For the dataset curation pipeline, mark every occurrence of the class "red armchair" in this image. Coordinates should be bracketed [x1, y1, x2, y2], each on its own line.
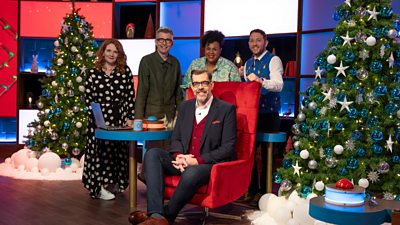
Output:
[164, 81, 261, 220]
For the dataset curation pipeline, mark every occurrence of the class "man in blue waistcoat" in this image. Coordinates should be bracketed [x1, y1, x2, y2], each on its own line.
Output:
[240, 29, 284, 206]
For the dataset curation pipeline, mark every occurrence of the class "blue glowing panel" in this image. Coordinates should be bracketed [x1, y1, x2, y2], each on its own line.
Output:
[393, 0, 400, 14]
[169, 39, 200, 77]
[302, 0, 342, 31]
[19, 38, 54, 72]
[280, 79, 295, 117]
[300, 32, 334, 75]
[160, 1, 201, 37]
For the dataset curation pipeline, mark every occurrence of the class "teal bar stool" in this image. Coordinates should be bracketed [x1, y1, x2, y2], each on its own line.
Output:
[256, 131, 286, 193]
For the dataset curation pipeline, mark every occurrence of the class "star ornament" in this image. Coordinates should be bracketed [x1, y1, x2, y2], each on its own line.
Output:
[386, 135, 394, 152]
[337, 96, 353, 112]
[341, 31, 354, 46]
[292, 160, 302, 176]
[334, 61, 349, 77]
[367, 6, 380, 21]
[389, 52, 394, 68]
[315, 67, 323, 80]
[344, 0, 351, 7]
[80, 65, 87, 74]
[322, 88, 332, 102]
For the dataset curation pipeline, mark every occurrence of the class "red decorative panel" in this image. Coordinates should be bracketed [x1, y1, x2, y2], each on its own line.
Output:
[20, 1, 112, 38]
[0, 0, 18, 117]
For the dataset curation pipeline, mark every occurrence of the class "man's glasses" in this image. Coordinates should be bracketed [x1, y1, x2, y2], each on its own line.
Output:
[156, 38, 173, 45]
[191, 81, 211, 88]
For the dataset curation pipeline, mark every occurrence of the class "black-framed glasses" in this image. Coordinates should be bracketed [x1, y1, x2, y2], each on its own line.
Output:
[191, 81, 211, 88]
[156, 38, 173, 44]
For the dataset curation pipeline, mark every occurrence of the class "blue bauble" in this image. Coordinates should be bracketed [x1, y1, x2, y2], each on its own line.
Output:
[313, 107, 321, 116]
[395, 128, 400, 141]
[385, 102, 399, 115]
[370, 61, 383, 73]
[300, 186, 313, 198]
[370, 130, 383, 141]
[339, 167, 348, 176]
[333, 11, 341, 21]
[57, 75, 65, 83]
[332, 77, 343, 85]
[348, 67, 357, 76]
[74, 16, 81, 22]
[302, 98, 310, 108]
[372, 144, 383, 154]
[312, 121, 320, 130]
[83, 107, 88, 113]
[352, 131, 362, 140]
[336, 93, 345, 101]
[392, 155, 400, 164]
[375, 85, 388, 96]
[71, 67, 78, 75]
[316, 135, 324, 142]
[42, 89, 49, 97]
[332, 35, 344, 45]
[347, 157, 359, 170]
[325, 63, 334, 72]
[63, 122, 70, 130]
[360, 108, 369, 118]
[91, 41, 99, 48]
[320, 120, 330, 131]
[64, 158, 72, 166]
[300, 123, 309, 134]
[316, 95, 325, 103]
[395, 195, 400, 201]
[390, 88, 400, 100]
[343, 50, 355, 63]
[273, 173, 283, 184]
[282, 159, 293, 169]
[394, 19, 400, 31]
[380, 6, 393, 18]
[366, 117, 378, 128]
[348, 108, 358, 119]
[324, 147, 333, 156]
[293, 149, 300, 155]
[335, 123, 344, 131]
[306, 87, 317, 96]
[356, 148, 366, 157]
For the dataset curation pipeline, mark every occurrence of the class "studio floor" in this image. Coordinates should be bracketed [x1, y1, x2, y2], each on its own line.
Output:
[0, 144, 253, 225]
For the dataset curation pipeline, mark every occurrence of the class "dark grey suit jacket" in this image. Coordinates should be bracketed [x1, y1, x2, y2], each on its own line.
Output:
[169, 97, 237, 164]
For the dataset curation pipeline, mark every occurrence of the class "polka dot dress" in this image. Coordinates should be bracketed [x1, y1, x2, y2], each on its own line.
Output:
[82, 66, 135, 198]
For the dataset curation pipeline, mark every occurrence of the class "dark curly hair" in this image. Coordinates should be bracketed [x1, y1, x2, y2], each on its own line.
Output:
[95, 39, 127, 74]
[201, 30, 225, 48]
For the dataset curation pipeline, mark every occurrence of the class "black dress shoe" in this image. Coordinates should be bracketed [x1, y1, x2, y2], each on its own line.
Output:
[129, 210, 148, 225]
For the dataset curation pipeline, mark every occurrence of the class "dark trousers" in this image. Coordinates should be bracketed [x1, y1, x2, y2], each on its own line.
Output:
[248, 112, 280, 195]
[143, 148, 213, 224]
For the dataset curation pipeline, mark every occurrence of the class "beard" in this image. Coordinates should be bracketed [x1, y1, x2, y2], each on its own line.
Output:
[195, 88, 210, 105]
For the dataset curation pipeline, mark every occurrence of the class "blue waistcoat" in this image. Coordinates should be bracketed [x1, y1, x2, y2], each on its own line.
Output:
[245, 52, 281, 114]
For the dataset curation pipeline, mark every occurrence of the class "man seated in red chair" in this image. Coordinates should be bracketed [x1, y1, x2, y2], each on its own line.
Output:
[129, 69, 237, 225]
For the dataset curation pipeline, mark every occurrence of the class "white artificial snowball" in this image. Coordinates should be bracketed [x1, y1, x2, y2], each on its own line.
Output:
[258, 193, 277, 212]
[13, 149, 30, 168]
[300, 150, 309, 159]
[5, 157, 11, 164]
[270, 206, 291, 225]
[31, 167, 39, 173]
[286, 200, 297, 213]
[76, 76, 83, 83]
[315, 181, 325, 191]
[314, 220, 327, 225]
[366, 36, 376, 46]
[65, 167, 73, 173]
[358, 178, 369, 188]
[78, 85, 85, 92]
[287, 218, 301, 225]
[267, 196, 287, 214]
[306, 193, 318, 202]
[327, 54, 337, 64]
[56, 167, 64, 173]
[70, 163, 79, 172]
[25, 158, 39, 171]
[71, 158, 80, 167]
[18, 164, 25, 171]
[54, 40, 59, 47]
[38, 152, 61, 172]
[293, 203, 315, 225]
[41, 168, 50, 176]
[76, 122, 82, 128]
[80, 154, 85, 168]
[334, 145, 344, 155]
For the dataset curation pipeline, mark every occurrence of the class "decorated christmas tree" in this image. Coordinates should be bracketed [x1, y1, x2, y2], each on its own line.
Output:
[26, 6, 97, 161]
[277, 0, 400, 199]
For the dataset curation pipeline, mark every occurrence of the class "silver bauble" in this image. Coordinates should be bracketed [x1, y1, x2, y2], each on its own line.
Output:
[397, 110, 400, 119]
[308, 160, 318, 169]
[61, 143, 69, 150]
[67, 81, 73, 87]
[291, 124, 301, 135]
[377, 161, 390, 173]
[73, 130, 80, 136]
[50, 132, 59, 140]
[356, 68, 369, 80]
[73, 106, 80, 113]
[37, 102, 44, 109]
[67, 90, 74, 97]
[325, 157, 337, 168]
[293, 141, 301, 149]
[308, 101, 317, 109]
[72, 147, 81, 156]
[280, 179, 293, 191]
[387, 29, 397, 38]
[297, 113, 306, 122]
